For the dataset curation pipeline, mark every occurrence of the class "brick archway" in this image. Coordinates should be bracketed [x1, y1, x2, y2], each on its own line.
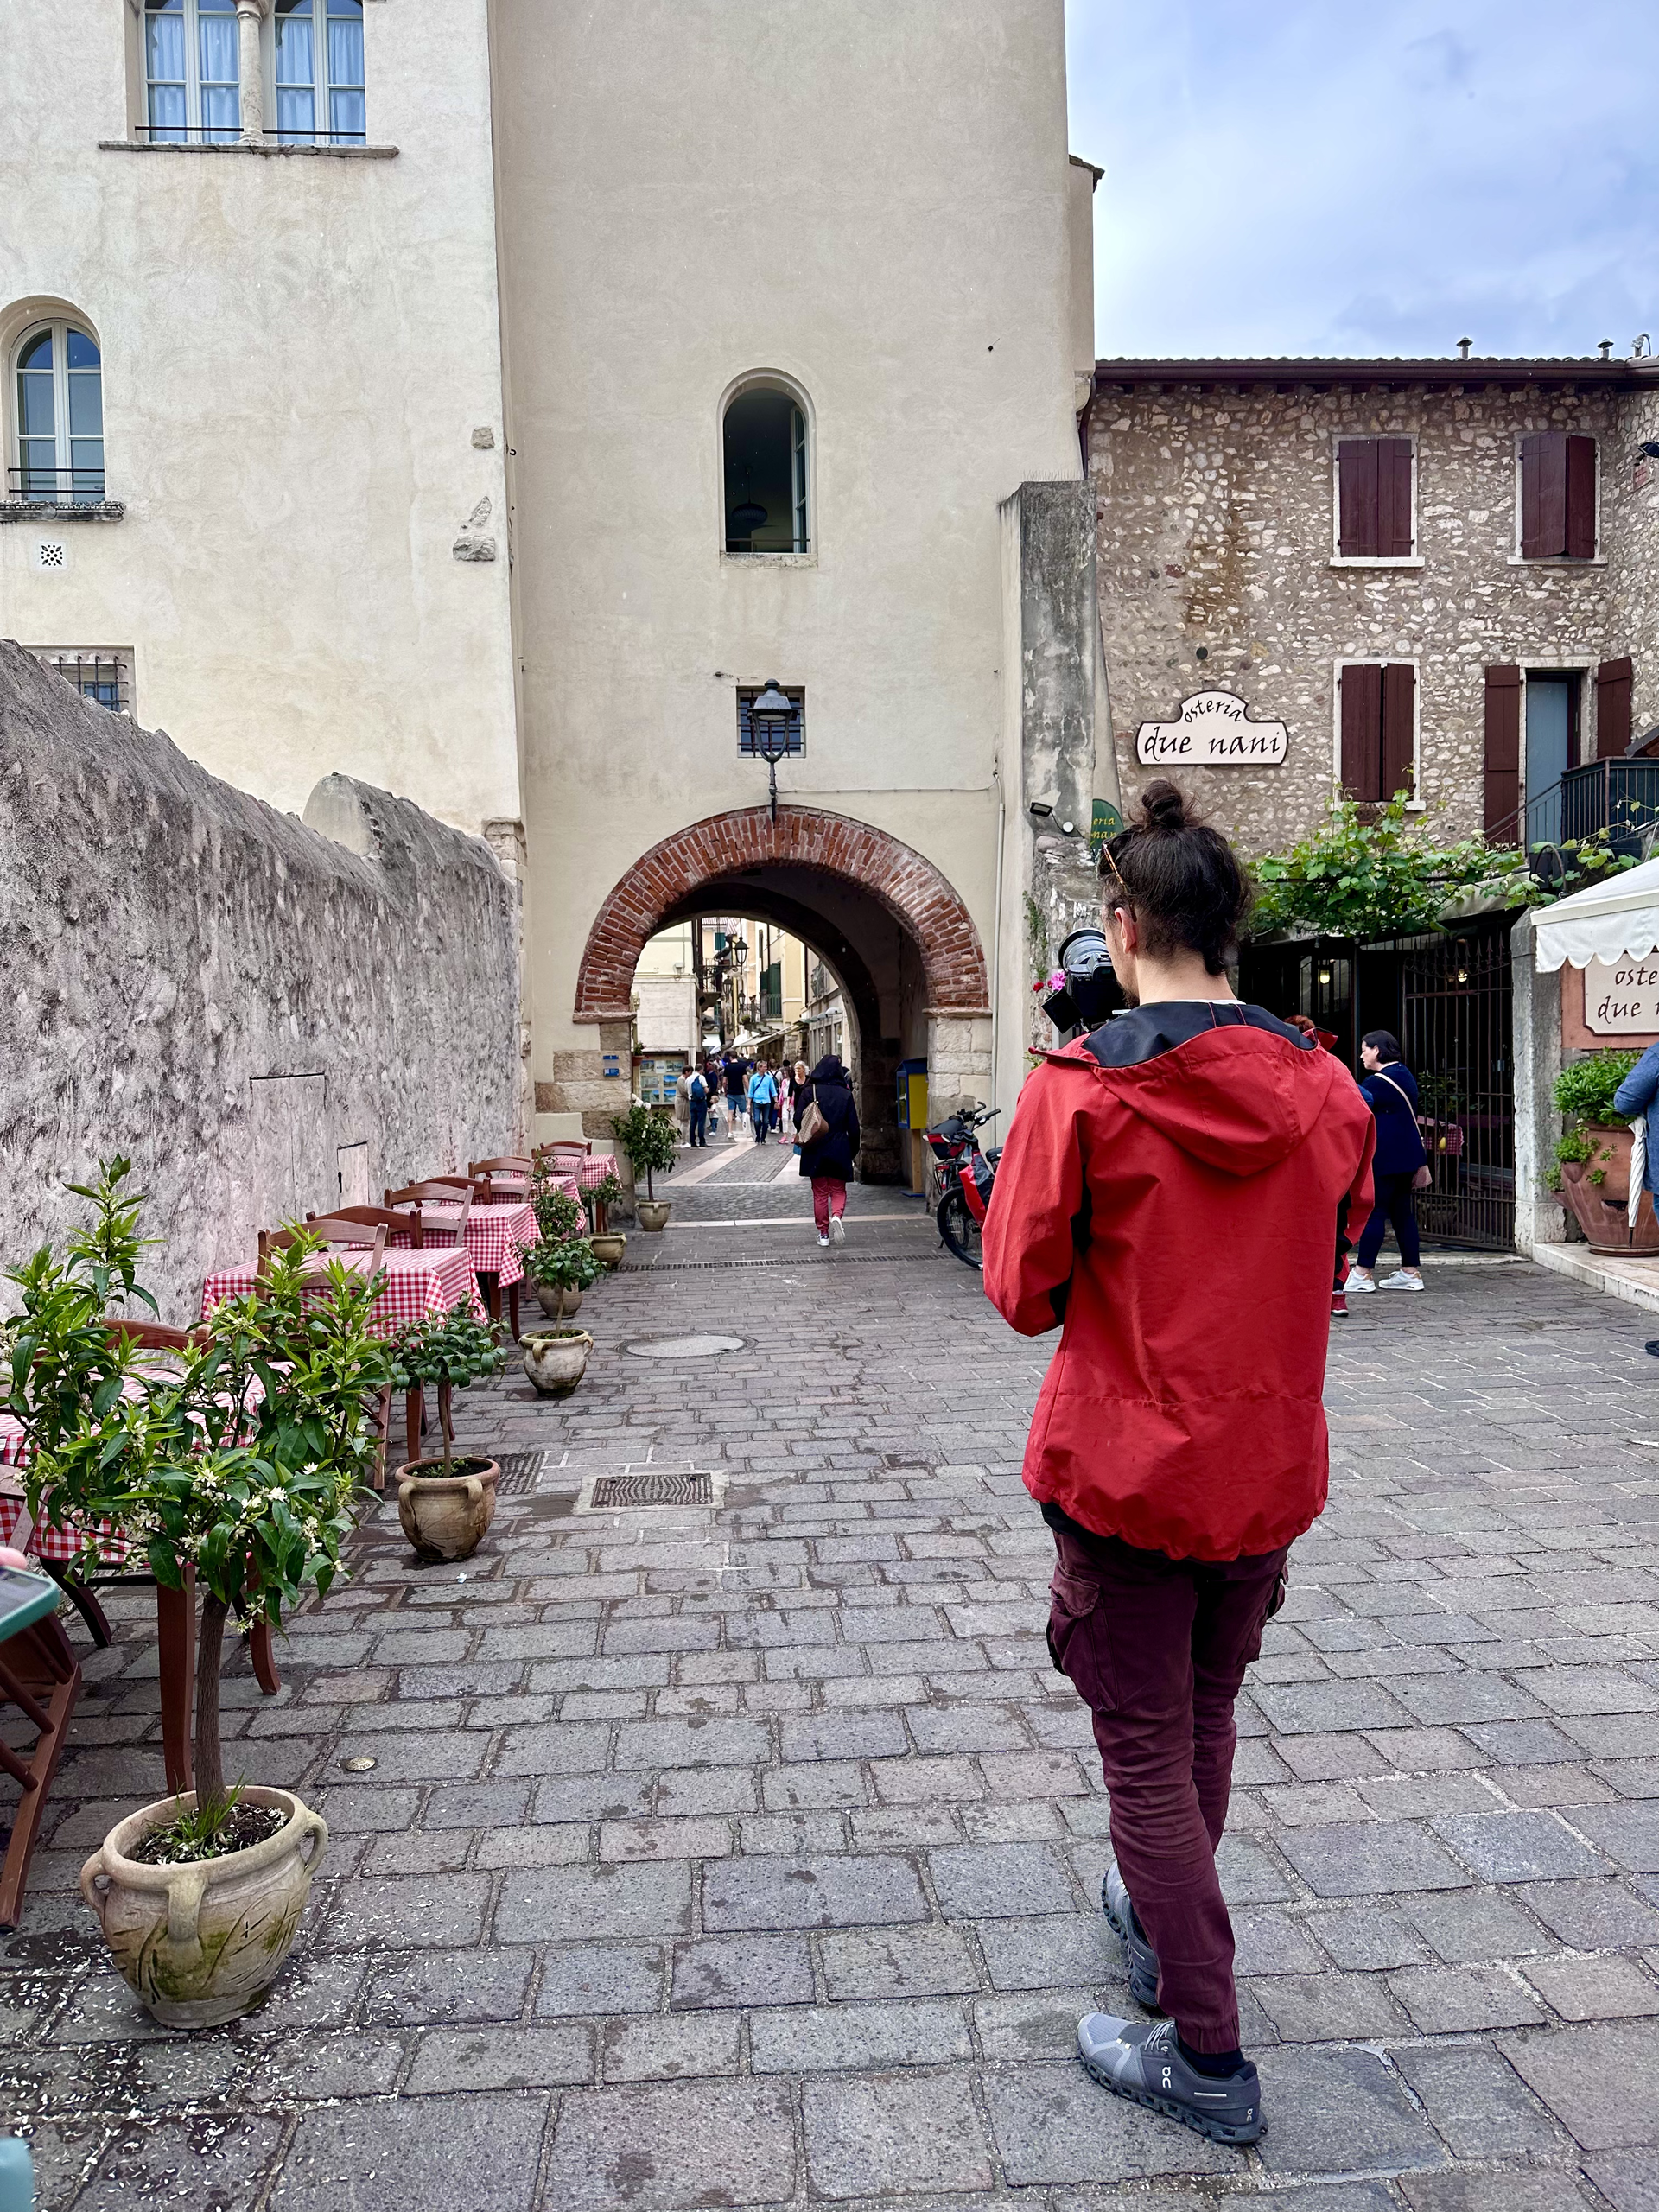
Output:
[574, 805, 988, 1020]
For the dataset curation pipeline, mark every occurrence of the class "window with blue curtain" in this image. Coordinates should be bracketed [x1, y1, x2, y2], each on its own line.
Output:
[12, 325, 104, 500]
[275, 0, 365, 143]
[144, 0, 239, 142]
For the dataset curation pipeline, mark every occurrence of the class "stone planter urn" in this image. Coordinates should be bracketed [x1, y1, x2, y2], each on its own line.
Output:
[396, 1456, 499, 1561]
[532, 1277, 582, 1320]
[636, 1200, 672, 1233]
[590, 1232, 627, 1269]
[521, 1327, 592, 1398]
[79, 1788, 327, 2029]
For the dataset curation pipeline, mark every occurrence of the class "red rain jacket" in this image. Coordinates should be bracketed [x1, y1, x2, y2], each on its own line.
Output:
[983, 1001, 1375, 1562]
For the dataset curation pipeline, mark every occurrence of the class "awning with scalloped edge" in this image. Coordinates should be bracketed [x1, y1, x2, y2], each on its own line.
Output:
[1533, 855, 1659, 970]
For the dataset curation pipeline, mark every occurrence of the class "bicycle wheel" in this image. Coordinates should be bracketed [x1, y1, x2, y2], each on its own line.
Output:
[937, 1186, 983, 1269]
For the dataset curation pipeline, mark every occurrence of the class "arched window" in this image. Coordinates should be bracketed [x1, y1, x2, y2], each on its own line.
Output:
[722, 384, 810, 554]
[13, 322, 104, 502]
[273, 0, 367, 145]
[143, 0, 241, 143]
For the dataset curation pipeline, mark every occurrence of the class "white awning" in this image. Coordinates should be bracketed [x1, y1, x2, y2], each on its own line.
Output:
[1533, 855, 1659, 971]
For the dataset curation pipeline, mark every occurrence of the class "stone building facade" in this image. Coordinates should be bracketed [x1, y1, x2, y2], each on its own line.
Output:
[1090, 357, 1659, 860]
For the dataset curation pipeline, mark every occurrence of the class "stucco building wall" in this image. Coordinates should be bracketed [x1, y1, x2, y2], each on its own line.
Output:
[0, 645, 518, 1325]
[1093, 378, 1631, 857]
[0, 0, 520, 834]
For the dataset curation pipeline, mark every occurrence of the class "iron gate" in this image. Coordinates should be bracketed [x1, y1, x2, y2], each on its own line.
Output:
[1398, 918, 1514, 1249]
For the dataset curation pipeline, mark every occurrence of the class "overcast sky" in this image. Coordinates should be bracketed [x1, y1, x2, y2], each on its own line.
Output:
[1064, 0, 1659, 363]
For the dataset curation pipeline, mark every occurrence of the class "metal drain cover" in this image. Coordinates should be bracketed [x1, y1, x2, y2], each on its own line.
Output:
[624, 1334, 745, 1360]
[493, 1452, 549, 1495]
[578, 1470, 722, 1510]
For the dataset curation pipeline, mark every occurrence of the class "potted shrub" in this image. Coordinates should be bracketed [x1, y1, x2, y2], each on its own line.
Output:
[522, 1231, 600, 1320]
[6, 1168, 385, 2027]
[1550, 1049, 1655, 1252]
[613, 1104, 678, 1232]
[389, 1307, 507, 1561]
[587, 1173, 627, 1268]
[520, 1325, 594, 1398]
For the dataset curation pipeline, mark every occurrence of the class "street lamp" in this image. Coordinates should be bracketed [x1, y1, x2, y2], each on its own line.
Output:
[749, 680, 793, 821]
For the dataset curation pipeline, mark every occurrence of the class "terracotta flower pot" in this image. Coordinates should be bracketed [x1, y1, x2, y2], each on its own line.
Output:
[79, 1787, 327, 2028]
[1578, 1124, 1633, 1205]
[521, 1327, 593, 1398]
[1560, 1157, 1659, 1255]
[396, 1456, 499, 1561]
[636, 1200, 672, 1233]
[532, 1277, 582, 1319]
[590, 1232, 627, 1269]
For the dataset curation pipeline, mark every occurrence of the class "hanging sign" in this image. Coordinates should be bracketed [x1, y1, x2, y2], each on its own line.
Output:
[1583, 956, 1659, 1035]
[1136, 691, 1288, 766]
[1089, 800, 1123, 858]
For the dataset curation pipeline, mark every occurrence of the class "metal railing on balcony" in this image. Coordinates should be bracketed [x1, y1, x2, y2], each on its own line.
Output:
[7, 466, 107, 502]
[1490, 758, 1659, 855]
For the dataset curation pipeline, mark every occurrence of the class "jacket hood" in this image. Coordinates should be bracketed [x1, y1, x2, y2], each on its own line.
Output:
[1061, 1026, 1345, 1178]
[809, 1056, 849, 1085]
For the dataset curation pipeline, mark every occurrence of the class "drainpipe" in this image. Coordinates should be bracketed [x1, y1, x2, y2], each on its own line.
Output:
[989, 763, 1006, 1118]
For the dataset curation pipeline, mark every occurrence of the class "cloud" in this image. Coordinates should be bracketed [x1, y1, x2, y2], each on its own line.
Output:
[1066, 0, 1659, 359]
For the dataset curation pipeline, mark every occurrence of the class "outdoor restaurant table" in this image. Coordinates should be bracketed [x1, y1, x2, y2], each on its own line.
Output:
[391, 1200, 536, 1335]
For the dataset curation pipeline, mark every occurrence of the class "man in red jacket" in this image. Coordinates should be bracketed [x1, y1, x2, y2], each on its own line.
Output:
[983, 780, 1372, 2145]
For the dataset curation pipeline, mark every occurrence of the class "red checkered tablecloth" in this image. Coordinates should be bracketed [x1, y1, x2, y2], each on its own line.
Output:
[200, 1246, 482, 1334]
[391, 1202, 536, 1288]
[1, 1413, 139, 1567]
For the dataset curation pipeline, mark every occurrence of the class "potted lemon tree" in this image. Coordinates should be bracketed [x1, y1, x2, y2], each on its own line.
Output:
[390, 1307, 507, 1560]
[612, 1103, 678, 1231]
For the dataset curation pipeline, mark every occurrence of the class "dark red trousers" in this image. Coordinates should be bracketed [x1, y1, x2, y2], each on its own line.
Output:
[1047, 1524, 1287, 2052]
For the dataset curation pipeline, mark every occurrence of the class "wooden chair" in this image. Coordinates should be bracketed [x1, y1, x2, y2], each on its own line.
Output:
[260, 1220, 389, 1274]
[306, 1204, 420, 1249]
[469, 1156, 531, 1200]
[0, 1605, 80, 1928]
[383, 1184, 472, 1248]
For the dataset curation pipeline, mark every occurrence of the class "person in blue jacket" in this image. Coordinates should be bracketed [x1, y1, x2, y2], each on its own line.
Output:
[1347, 1029, 1427, 1294]
[1613, 1043, 1659, 1202]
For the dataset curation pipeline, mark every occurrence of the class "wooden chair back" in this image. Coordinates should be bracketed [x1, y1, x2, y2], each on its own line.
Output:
[383, 1185, 472, 1247]
[307, 1205, 420, 1249]
[470, 1157, 531, 1201]
[103, 1318, 207, 1353]
[259, 1222, 388, 1276]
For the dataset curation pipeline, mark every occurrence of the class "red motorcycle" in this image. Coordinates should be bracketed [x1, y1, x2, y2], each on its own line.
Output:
[924, 1104, 999, 1268]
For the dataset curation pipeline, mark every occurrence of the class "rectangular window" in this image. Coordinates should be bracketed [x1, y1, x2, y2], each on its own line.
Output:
[736, 686, 805, 756]
[1518, 432, 1598, 559]
[1338, 662, 1415, 803]
[274, 0, 366, 144]
[144, 0, 239, 143]
[1336, 436, 1414, 559]
[29, 650, 133, 715]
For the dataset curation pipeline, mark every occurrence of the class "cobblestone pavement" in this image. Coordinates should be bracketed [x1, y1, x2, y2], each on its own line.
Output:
[5, 1239, 1659, 2211]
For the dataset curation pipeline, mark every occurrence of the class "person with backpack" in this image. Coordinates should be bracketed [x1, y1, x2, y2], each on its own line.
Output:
[687, 1065, 709, 1147]
[723, 1054, 748, 1138]
[982, 779, 1373, 2147]
[1346, 1030, 1428, 1294]
[747, 1061, 778, 1141]
[798, 1055, 860, 1246]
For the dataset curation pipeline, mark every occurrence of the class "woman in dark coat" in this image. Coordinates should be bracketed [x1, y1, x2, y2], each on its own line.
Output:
[798, 1054, 860, 1247]
[1348, 1028, 1427, 1293]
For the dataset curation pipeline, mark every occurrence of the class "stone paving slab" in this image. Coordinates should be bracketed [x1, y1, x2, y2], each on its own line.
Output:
[3, 1246, 1659, 2206]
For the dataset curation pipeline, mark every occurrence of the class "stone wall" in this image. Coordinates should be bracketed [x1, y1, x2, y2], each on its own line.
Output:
[1093, 378, 1630, 858]
[1602, 382, 1659, 741]
[0, 643, 521, 1325]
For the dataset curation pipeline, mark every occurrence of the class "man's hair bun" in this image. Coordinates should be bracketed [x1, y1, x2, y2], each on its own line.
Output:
[1137, 779, 1193, 834]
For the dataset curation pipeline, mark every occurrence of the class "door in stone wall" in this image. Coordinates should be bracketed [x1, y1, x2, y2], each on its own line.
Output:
[248, 1073, 330, 1232]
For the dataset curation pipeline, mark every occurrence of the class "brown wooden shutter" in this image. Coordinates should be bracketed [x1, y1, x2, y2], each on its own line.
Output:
[1381, 664, 1415, 798]
[1339, 663, 1382, 800]
[1337, 440, 1377, 556]
[1484, 664, 1522, 836]
[1520, 432, 1567, 558]
[1565, 435, 1598, 558]
[1376, 439, 1414, 557]
[1596, 655, 1634, 758]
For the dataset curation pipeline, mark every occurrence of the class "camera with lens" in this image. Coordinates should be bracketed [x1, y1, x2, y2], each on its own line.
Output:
[1041, 927, 1123, 1041]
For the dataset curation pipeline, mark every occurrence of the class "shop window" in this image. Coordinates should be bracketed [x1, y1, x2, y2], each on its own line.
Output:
[11, 322, 104, 501]
[1338, 662, 1415, 803]
[1518, 432, 1597, 559]
[1335, 436, 1414, 559]
[723, 384, 810, 553]
[143, 0, 240, 142]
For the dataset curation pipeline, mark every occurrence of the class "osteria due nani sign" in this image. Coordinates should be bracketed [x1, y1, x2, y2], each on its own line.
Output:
[1583, 956, 1659, 1036]
[1135, 690, 1289, 766]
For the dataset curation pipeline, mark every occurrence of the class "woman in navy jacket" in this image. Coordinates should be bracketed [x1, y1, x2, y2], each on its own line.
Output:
[1348, 1029, 1427, 1294]
[798, 1055, 859, 1247]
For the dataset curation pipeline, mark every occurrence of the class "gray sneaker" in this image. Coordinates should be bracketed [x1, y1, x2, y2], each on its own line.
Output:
[1102, 1861, 1160, 2009]
[1077, 2012, 1264, 2144]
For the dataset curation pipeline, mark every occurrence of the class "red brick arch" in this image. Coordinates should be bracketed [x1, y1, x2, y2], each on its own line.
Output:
[574, 805, 988, 1020]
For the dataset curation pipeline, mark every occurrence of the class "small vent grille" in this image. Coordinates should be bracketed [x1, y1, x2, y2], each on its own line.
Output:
[36, 542, 67, 570]
[588, 1471, 715, 1510]
[494, 1452, 548, 1495]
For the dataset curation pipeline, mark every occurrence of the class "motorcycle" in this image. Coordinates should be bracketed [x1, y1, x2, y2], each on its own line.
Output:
[925, 1103, 999, 1268]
